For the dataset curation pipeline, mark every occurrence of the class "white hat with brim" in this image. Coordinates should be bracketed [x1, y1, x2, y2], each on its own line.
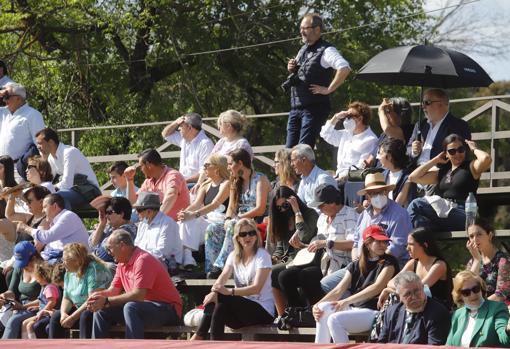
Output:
[357, 172, 396, 196]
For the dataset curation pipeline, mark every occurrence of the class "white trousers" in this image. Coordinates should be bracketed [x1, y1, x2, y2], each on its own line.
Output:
[178, 217, 209, 251]
[315, 301, 378, 343]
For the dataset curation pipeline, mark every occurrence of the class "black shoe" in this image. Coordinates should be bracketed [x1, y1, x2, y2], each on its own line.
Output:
[206, 267, 222, 279]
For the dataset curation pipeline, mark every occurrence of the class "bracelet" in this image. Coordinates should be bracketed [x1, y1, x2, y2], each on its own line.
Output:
[231, 288, 235, 296]
[194, 211, 201, 218]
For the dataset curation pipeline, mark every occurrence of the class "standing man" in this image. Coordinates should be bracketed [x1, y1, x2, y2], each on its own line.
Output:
[407, 88, 471, 165]
[284, 13, 351, 148]
[161, 112, 214, 185]
[87, 229, 182, 339]
[35, 127, 101, 209]
[0, 82, 45, 178]
[124, 149, 190, 221]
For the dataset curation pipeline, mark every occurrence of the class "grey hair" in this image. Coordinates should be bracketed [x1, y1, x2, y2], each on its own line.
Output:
[292, 143, 315, 162]
[110, 229, 134, 247]
[184, 112, 202, 130]
[394, 271, 423, 293]
[4, 82, 26, 100]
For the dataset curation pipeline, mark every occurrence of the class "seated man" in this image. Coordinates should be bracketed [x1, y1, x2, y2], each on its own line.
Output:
[378, 271, 451, 345]
[109, 161, 138, 201]
[89, 197, 137, 264]
[352, 172, 412, 267]
[291, 144, 336, 213]
[35, 127, 100, 209]
[161, 112, 214, 185]
[18, 193, 89, 262]
[87, 229, 182, 339]
[133, 191, 182, 267]
[124, 149, 190, 221]
[320, 101, 378, 181]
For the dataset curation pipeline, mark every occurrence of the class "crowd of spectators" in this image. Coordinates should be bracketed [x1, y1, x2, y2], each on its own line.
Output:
[0, 15, 507, 346]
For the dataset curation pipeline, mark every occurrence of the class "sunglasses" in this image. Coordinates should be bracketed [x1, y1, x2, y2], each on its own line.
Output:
[422, 100, 442, 106]
[238, 230, 257, 238]
[136, 207, 149, 213]
[460, 284, 481, 297]
[203, 163, 211, 169]
[446, 146, 466, 155]
[26, 165, 36, 170]
[276, 202, 290, 211]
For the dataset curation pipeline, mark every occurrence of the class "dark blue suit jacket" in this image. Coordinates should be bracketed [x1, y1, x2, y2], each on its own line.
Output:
[378, 298, 451, 345]
[407, 112, 471, 160]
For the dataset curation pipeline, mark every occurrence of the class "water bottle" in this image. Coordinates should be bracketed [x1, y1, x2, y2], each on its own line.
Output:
[168, 254, 178, 276]
[465, 192, 477, 230]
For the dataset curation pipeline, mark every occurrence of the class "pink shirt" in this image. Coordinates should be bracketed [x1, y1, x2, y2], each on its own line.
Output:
[140, 166, 190, 220]
[112, 247, 182, 316]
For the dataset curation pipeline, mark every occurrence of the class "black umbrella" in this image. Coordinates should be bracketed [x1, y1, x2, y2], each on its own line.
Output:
[356, 45, 493, 88]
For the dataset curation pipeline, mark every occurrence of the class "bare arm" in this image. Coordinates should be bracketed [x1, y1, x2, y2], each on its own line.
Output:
[161, 117, 184, 138]
[342, 265, 395, 306]
[160, 187, 178, 214]
[378, 99, 405, 141]
[89, 210, 107, 247]
[5, 194, 31, 222]
[193, 180, 230, 217]
[238, 176, 270, 218]
[394, 181, 411, 207]
[466, 140, 492, 179]
[408, 153, 446, 185]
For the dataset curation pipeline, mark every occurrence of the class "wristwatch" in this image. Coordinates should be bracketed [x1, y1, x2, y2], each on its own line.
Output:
[327, 240, 335, 250]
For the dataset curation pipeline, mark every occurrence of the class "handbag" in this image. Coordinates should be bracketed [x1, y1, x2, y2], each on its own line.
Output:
[347, 166, 384, 182]
[286, 247, 324, 269]
[277, 306, 315, 330]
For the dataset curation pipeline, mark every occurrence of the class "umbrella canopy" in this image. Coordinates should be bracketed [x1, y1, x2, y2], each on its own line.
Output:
[356, 45, 493, 88]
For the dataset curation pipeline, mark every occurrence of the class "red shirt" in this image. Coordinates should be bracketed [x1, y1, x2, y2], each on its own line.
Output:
[112, 247, 182, 316]
[140, 166, 190, 220]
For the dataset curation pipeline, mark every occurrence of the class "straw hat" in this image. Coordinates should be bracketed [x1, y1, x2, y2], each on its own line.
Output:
[357, 172, 395, 196]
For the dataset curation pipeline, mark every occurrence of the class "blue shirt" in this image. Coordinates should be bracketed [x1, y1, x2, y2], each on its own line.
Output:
[352, 199, 411, 265]
[297, 165, 336, 212]
[89, 223, 137, 263]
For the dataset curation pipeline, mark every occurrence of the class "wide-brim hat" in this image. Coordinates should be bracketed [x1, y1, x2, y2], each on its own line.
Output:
[133, 191, 161, 209]
[357, 172, 395, 196]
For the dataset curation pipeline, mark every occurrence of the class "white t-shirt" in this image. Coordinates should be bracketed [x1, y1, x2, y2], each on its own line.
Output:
[225, 248, 275, 316]
[387, 170, 402, 200]
[460, 314, 476, 347]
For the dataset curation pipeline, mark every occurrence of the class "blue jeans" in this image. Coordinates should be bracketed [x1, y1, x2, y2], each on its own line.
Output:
[1, 309, 37, 339]
[285, 104, 330, 148]
[57, 189, 88, 210]
[92, 301, 180, 339]
[48, 309, 94, 338]
[320, 268, 347, 293]
[407, 197, 466, 232]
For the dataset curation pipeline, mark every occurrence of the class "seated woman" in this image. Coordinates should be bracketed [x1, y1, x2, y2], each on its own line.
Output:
[408, 135, 491, 231]
[26, 155, 55, 193]
[377, 137, 416, 207]
[0, 241, 42, 339]
[378, 227, 453, 310]
[48, 243, 112, 339]
[193, 110, 253, 192]
[178, 154, 230, 268]
[0, 186, 51, 292]
[205, 149, 271, 277]
[191, 219, 274, 340]
[320, 101, 378, 181]
[447, 270, 509, 347]
[313, 225, 398, 344]
[466, 218, 510, 303]
[269, 186, 318, 316]
[272, 148, 299, 191]
[89, 197, 137, 264]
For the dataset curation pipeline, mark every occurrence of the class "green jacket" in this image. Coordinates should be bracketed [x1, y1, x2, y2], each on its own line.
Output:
[446, 299, 509, 347]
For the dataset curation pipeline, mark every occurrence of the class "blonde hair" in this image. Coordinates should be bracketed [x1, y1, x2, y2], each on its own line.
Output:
[33, 262, 53, 284]
[217, 109, 247, 134]
[452, 270, 486, 306]
[27, 155, 53, 182]
[63, 243, 104, 278]
[275, 148, 298, 185]
[232, 218, 261, 264]
[206, 154, 229, 181]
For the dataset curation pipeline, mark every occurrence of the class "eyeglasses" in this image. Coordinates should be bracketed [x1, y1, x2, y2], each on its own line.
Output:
[446, 146, 466, 155]
[135, 207, 149, 213]
[460, 284, 481, 297]
[276, 202, 290, 211]
[105, 209, 116, 215]
[203, 163, 211, 169]
[2, 94, 19, 101]
[422, 100, 441, 106]
[238, 230, 257, 238]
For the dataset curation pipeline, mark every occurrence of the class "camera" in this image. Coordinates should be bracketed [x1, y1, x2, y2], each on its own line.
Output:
[280, 65, 301, 92]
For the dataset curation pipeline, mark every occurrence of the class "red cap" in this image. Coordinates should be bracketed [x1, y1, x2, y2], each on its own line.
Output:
[362, 225, 391, 241]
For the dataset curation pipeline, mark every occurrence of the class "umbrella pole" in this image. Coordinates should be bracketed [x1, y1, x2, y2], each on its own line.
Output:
[417, 86, 424, 142]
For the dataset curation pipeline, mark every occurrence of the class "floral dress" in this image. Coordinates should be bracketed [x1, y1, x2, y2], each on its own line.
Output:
[467, 250, 510, 303]
[204, 172, 262, 272]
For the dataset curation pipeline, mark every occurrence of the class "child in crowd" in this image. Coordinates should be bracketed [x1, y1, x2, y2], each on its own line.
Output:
[21, 263, 61, 339]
